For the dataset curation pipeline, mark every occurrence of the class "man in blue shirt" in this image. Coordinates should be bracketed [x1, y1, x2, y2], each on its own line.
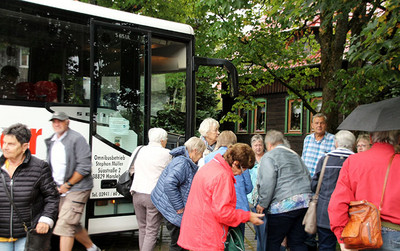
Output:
[302, 113, 335, 178]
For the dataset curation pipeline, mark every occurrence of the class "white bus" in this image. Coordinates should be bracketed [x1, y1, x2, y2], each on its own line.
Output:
[0, 0, 237, 234]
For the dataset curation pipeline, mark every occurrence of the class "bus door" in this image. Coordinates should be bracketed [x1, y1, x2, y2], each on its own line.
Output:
[87, 20, 147, 234]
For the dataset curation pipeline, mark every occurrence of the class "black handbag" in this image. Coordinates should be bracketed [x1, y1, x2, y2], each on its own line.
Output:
[116, 146, 144, 200]
[25, 229, 52, 251]
[1, 172, 52, 251]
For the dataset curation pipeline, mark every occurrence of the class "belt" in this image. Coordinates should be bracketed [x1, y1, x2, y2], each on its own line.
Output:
[382, 221, 400, 231]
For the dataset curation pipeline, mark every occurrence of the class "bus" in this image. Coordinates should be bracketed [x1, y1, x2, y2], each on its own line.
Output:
[0, 0, 238, 234]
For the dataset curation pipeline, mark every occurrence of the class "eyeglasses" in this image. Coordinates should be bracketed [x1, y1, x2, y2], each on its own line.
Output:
[238, 164, 244, 173]
[357, 144, 369, 148]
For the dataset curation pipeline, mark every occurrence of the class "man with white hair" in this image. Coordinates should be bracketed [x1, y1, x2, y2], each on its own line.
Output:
[130, 128, 172, 251]
[311, 130, 355, 251]
[46, 111, 99, 251]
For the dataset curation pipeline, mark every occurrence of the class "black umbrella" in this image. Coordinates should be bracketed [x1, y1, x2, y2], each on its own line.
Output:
[338, 96, 400, 132]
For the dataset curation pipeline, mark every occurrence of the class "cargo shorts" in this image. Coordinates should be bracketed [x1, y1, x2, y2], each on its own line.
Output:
[53, 190, 90, 237]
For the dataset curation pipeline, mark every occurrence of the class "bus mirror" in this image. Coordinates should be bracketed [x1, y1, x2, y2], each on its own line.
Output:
[193, 57, 238, 97]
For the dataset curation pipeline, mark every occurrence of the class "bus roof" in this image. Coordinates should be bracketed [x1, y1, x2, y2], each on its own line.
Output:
[21, 0, 195, 35]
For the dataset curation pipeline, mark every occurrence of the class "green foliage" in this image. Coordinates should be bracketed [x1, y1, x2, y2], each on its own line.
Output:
[82, 0, 400, 128]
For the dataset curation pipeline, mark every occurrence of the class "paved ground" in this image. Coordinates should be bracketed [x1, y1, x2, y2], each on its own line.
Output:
[72, 223, 258, 251]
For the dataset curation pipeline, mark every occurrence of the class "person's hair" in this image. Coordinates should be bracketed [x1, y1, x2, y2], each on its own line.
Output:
[223, 143, 255, 169]
[370, 130, 400, 145]
[264, 130, 285, 147]
[185, 137, 206, 153]
[198, 118, 219, 137]
[215, 131, 237, 149]
[251, 134, 264, 146]
[2, 123, 31, 144]
[148, 128, 168, 143]
[335, 130, 356, 150]
[356, 134, 370, 144]
[312, 113, 327, 123]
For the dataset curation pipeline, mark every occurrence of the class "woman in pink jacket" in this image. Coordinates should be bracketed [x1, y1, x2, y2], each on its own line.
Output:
[178, 143, 264, 250]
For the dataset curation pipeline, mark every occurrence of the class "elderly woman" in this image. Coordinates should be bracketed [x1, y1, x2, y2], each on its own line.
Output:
[178, 143, 264, 250]
[356, 133, 371, 152]
[198, 117, 220, 156]
[329, 130, 400, 251]
[257, 130, 312, 251]
[204, 131, 253, 239]
[248, 134, 268, 251]
[0, 124, 59, 250]
[151, 137, 205, 251]
[130, 128, 172, 251]
[311, 130, 355, 251]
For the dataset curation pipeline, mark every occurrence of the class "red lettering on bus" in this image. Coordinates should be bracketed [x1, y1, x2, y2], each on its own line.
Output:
[29, 128, 42, 154]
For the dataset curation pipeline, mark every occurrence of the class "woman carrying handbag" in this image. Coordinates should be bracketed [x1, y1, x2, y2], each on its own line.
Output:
[329, 130, 400, 251]
[311, 130, 356, 251]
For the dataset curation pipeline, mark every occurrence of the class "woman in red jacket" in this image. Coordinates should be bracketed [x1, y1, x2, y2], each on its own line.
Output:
[328, 130, 400, 251]
[178, 143, 264, 251]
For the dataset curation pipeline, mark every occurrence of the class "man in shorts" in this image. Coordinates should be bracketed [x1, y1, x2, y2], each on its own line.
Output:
[45, 111, 99, 251]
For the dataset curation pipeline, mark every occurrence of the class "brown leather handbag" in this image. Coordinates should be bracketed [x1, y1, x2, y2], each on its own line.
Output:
[341, 200, 383, 249]
[341, 154, 396, 249]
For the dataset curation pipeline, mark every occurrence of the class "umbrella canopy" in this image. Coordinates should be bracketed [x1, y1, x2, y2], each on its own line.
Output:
[338, 96, 400, 132]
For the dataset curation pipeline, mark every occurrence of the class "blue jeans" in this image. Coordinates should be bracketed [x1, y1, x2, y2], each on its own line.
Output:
[365, 229, 400, 251]
[317, 227, 337, 251]
[267, 208, 308, 251]
[0, 237, 27, 251]
[251, 206, 267, 251]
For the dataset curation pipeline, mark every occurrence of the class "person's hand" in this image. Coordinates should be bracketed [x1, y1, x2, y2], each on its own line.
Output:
[35, 222, 50, 234]
[58, 183, 70, 194]
[256, 204, 265, 214]
[339, 243, 358, 251]
[176, 208, 184, 214]
[249, 212, 264, 226]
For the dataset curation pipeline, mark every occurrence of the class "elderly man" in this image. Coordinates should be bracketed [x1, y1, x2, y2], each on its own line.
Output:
[311, 130, 355, 251]
[302, 113, 335, 177]
[130, 128, 172, 251]
[45, 111, 99, 251]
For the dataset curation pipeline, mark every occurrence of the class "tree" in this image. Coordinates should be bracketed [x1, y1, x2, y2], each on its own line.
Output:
[238, 0, 400, 131]
[81, 0, 400, 132]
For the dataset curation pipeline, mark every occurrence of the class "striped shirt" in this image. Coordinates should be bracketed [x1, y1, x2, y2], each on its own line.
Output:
[301, 132, 335, 177]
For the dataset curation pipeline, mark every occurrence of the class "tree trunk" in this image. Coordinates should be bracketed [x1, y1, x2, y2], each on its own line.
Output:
[319, 5, 350, 133]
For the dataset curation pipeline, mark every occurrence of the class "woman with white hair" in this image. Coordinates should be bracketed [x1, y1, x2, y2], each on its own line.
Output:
[130, 128, 172, 251]
[198, 117, 220, 156]
[151, 137, 206, 251]
[311, 130, 356, 251]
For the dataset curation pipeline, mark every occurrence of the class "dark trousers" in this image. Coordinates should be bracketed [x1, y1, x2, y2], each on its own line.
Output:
[267, 208, 308, 251]
[317, 227, 337, 251]
[165, 220, 188, 251]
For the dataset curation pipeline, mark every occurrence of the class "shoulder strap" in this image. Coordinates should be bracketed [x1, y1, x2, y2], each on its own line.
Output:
[129, 145, 144, 175]
[379, 153, 397, 211]
[1, 172, 28, 231]
[314, 156, 329, 196]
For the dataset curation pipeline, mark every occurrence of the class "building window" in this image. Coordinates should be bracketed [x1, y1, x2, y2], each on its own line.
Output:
[285, 98, 303, 135]
[236, 108, 249, 133]
[253, 99, 267, 133]
[308, 95, 323, 133]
